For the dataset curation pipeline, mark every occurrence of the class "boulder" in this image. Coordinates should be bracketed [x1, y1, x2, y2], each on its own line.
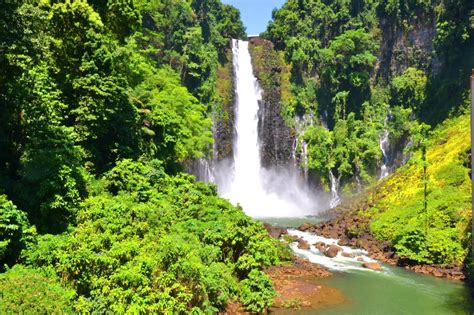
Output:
[341, 252, 353, 258]
[264, 223, 287, 239]
[297, 238, 310, 250]
[324, 245, 343, 258]
[298, 223, 312, 232]
[362, 262, 382, 271]
[432, 269, 443, 278]
[314, 241, 327, 252]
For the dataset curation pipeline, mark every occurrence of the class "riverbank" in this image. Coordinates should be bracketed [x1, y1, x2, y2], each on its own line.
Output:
[220, 257, 344, 314]
[295, 205, 466, 280]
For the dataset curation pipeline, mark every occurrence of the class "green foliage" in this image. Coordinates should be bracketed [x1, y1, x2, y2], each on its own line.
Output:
[370, 115, 471, 264]
[239, 269, 276, 313]
[391, 67, 427, 113]
[0, 0, 245, 231]
[131, 66, 213, 166]
[22, 160, 280, 313]
[0, 196, 35, 268]
[305, 111, 381, 188]
[0, 1, 278, 313]
[0, 265, 75, 314]
[282, 298, 303, 310]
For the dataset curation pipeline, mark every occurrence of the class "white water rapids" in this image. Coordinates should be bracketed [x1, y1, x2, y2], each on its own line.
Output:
[216, 39, 319, 217]
[288, 229, 381, 272]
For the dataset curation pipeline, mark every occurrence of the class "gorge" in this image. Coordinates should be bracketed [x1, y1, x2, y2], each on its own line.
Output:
[199, 36, 474, 313]
[0, 0, 473, 313]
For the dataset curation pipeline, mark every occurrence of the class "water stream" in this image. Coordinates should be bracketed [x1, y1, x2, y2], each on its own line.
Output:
[215, 39, 319, 217]
[329, 171, 341, 208]
[214, 39, 473, 314]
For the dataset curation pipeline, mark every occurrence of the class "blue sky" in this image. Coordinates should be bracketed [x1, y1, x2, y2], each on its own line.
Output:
[222, 0, 286, 35]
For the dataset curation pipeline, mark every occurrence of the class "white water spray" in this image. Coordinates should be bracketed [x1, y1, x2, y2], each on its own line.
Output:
[288, 229, 381, 272]
[217, 40, 320, 217]
[379, 129, 390, 179]
[329, 170, 341, 208]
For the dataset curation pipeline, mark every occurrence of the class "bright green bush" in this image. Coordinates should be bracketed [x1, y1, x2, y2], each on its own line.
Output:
[23, 160, 281, 313]
[370, 115, 471, 265]
[0, 265, 75, 314]
[239, 269, 276, 313]
[0, 196, 35, 268]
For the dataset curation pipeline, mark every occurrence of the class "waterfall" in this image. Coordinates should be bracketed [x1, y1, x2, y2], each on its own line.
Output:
[379, 114, 392, 179]
[216, 39, 319, 217]
[379, 129, 390, 179]
[329, 170, 341, 208]
[292, 114, 314, 182]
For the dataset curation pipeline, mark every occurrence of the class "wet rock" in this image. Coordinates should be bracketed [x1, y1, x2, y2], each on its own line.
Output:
[264, 223, 287, 239]
[324, 245, 343, 258]
[314, 241, 327, 252]
[298, 223, 312, 232]
[297, 239, 310, 250]
[362, 262, 382, 271]
[341, 252, 353, 258]
[433, 269, 443, 278]
[357, 257, 365, 262]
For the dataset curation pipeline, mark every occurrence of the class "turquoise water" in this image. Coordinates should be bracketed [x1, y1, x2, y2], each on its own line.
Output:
[318, 266, 473, 315]
[260, 217, 474, 315]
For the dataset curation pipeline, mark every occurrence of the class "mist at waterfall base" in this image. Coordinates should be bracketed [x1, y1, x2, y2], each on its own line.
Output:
[210, 39, 329, 218]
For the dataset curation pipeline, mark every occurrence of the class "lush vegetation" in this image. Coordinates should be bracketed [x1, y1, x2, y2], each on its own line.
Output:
[17, 160, 283, 313]
[0, 0, 290, 313]
[263, 0, 474, 193]
[366, 114, 471, 265]
[259, 0, 473, 266]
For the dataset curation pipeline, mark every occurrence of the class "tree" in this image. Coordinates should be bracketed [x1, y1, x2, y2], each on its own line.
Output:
[0, 196, 35, 268]
[391, 67, 427, 113]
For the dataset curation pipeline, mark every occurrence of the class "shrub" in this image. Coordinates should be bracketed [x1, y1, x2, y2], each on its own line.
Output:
[0, 196, 36, 268]
[0, 265, 75, 314]
[239, 270, 275, 313]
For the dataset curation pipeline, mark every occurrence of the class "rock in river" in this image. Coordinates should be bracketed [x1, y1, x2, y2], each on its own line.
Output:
[298, 223, 312, 231]
[324, 245, 343, 258]
[362, 262, 382, 271]
[297, 238, 311, 250]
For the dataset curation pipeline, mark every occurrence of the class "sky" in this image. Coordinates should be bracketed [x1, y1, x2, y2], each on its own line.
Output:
[221, 0, 286, 35]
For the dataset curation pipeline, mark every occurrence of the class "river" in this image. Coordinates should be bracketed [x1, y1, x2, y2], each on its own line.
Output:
[265, 217, 474, 314]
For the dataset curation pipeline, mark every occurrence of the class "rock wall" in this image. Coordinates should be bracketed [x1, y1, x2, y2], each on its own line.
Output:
[376, 12, 438, 82]
[185, 46, 235, 181]
[248, 38, 294, 168]
[213, 48, 236, 162]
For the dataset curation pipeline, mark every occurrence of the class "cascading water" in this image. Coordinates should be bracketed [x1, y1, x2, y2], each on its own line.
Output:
[194, 158, 215, 183]
[379, 114, 392, 179]
[216, 39, 319, 217]
[379, 129, 390, 179]
[292, 114, 314, 183]
[329, 170, 341, 208]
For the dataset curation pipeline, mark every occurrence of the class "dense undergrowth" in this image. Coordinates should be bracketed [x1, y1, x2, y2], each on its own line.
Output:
[1, 160, 286, 313]
[367, 114, 471, 265]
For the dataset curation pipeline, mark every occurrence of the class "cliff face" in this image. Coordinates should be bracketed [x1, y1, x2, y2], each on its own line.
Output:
[376, 12, 438, 82]
[248, 38, 294, 168]
[213, 48, 236, 162]
[185, 47, 235, 181]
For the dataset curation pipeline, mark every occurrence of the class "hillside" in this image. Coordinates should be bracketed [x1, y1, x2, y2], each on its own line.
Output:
[258, 0, 474, 197]
[302, 113, 471, 276]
